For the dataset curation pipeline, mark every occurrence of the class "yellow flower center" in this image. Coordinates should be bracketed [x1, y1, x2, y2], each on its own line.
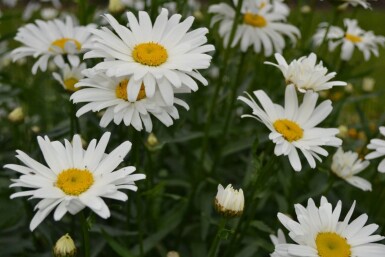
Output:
[63, 77, 79, 92]
[50, 38, 82, 52]
[345, 33, 362, 43]
[316, 232, 351, 257]
[55, 168, 94, 196]
[273, 119, 303, 142]
[259, 1, 267, 9]
[115, 79, 146, 102]
[243, 13, 267, 28]
[132, 42, 168, 66]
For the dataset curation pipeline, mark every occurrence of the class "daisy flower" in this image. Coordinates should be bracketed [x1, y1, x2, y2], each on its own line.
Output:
[214, 184, 244, 218]
[209, 0, 300, 56]
[84, 8, 214, 105]
[331, 147, 371, 191]
[265, 53, 347, 93]
[11, 16, 94, 74]
[4, 132, 146, 231]
[53, 62, 86, 92]
[70, 69, 189, 132]
[365, 126, 385, 173]
[339, 0, 371, 9]
[313, 19, 385, 61]
[238, 84, 342, 171]
[270, 229, 287, 257]
[277, 196, 385, 257]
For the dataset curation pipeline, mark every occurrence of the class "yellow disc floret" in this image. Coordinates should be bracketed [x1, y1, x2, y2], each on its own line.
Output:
[132, 42, 168, 66]
[56, 168, 94, 196]
[50, 38, 82, 52]
[273, 119, 303, 142]
[345, 33, 362, 43]
[63, 78, 79, 92]
[115, 79, 146, 102]
[316, 232, 351, 257]
[243, 13, 267, 28]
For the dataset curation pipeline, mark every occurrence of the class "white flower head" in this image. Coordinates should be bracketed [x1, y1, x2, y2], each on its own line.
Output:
[11, 16, 94, 74]
[209, 0, 300, 56]
[277, 197, 385, 257]
[238, 84, 342, 171]
[84, 9, 214, 106]
[71, 69, 189, 132]
[339, 0, 372, 9]
[270, 229, 287, 257]
[365, 126, 385, 173]
[214, 184, 244, 217]
[313, 19, 385, 61]
[53, 62, 86, 92]
[4, 132, 146, 231]
[331, 147, 371, 191]
[265, 53, 347, 93]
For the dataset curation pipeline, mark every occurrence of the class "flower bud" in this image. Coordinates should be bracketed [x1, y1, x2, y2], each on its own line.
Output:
[109, 0, 125, 13]
[53, 233, 76, 257]
[8, 107, 24, 123]
[214, 184, 244, 218]
[362, 77, 375, 92]
[167, 251, 180, 257]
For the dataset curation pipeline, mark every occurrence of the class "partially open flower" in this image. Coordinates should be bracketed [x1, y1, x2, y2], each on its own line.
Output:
[214, 184, 244, 218]
[53, 233, 76, 257]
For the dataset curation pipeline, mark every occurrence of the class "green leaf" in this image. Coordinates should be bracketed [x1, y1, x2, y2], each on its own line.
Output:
[101, 229, 137, 257]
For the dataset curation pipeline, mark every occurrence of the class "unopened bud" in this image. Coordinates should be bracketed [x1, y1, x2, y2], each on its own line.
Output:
[301, 5, 311, 14]
[167, 251, 180, 257]
[109, 0, 125, 13]
[53, 233, 76, 257]
[8, 107, 24, 122]
[362, 77, 375, 92]
[214, 184, 244, 218]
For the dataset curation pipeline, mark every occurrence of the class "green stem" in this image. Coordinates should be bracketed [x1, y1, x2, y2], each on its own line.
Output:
[80, 211, 90, 257]
[199, 0, 244, 173]
[77, 0, 88, 25]
[211, 53, 247, 174]
[208, 218, 228, 257]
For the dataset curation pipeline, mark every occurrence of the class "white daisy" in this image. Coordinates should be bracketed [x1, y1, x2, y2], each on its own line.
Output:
[265, 53, 347, 93]
[70, 69, 189, 132]
[365, 126, 385, 173]
[83, 8, 214, 105]
[277, 197, 385, 257]
[340, 0, 371, 9]
[209, 0, 300, 56]
[53, 62, 86, 92]
[11, 16, 94, 74]
[270, 229, 287, 257]
[4, 132, 146, 231]
[238, 84, 342, 171]
[313, 19, 385, 61]
[331, 147, 371, 191]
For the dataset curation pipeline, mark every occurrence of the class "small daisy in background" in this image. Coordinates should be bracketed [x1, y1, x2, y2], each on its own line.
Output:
[331, 147, 371, 191]
[238, 84, 342, 171]
[265, 53, 347, 93]
[84, 9, 214, 106]
[339, 0, 372, 9]
[11, 16, 94, 74]
[209, 0, 300, 56]
[53, 62, 86, 92]
[4, 132, 146, 231]
[71, 69, 189, 132]
[277, 197, 385, 257]
[365, 126, 385, 172]
[313, 18, 385, 61]
[270, 229, 287, 257]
